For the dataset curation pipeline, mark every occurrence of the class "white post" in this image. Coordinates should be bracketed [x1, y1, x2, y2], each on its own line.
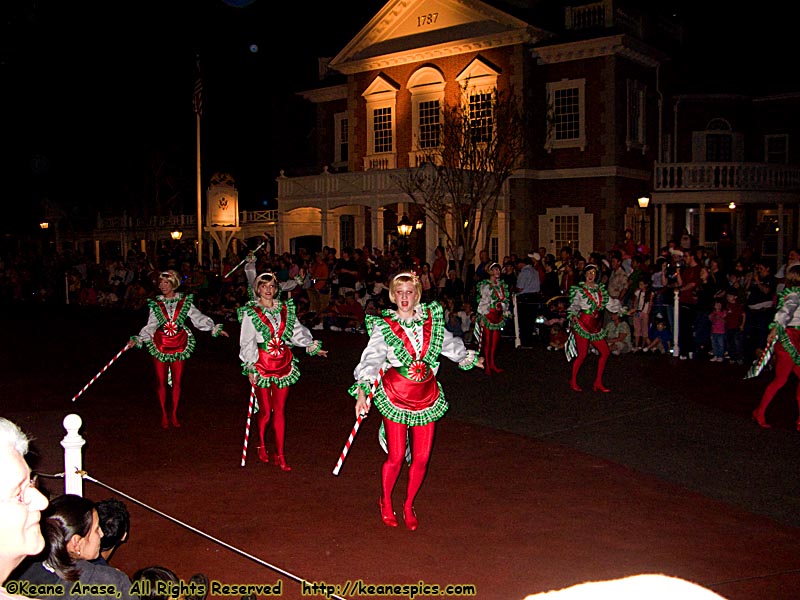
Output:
[61, 414, 85, 496]
[672, 288, 680, 357]
[513, 294, 521, 348]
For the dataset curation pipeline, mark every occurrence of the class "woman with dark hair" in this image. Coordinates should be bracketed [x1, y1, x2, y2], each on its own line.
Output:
[127, 270, 229, 429]
[239, 267, 328, 471]
[350, 272, 482, 530]
[16, 494, 135, 600]
[751, 264, 800, 430]
[566, 263, 624, 392]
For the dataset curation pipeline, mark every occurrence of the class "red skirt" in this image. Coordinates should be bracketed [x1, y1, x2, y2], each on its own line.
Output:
[153, 329, 188, 355]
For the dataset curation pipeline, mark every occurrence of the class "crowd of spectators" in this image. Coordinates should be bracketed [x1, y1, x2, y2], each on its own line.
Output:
[0, 233, 788, 367]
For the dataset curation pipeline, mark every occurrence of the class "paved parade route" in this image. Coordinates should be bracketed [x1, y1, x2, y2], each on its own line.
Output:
[3, 305, 800, 599]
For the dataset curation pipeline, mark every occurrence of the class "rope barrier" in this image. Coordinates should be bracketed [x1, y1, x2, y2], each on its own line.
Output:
[43, 470, 346, 600]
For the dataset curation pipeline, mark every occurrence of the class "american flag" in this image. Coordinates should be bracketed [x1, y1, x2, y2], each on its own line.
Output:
[192, 57, 203, 117]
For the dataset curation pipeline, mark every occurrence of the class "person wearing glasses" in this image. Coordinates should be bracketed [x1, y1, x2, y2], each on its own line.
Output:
[239, 268, 328, 472]
[127, 270, 229, 429]
[0, 418, 49, 600]
[351, 272, 482, 530]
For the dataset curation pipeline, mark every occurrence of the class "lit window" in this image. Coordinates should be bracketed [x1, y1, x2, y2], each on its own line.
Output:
[373, 107, 393, 154]
[546, 79, 586, 151]
[362, 75, 398, 170]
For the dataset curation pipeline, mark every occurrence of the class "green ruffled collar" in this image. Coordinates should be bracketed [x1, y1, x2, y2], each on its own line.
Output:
[383, 305, 425, 327]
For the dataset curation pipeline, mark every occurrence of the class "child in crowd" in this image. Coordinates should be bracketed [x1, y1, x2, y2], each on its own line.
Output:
[547, 322, 569, 351]
[631, 279, 652, 352]
[724, 289, 746, 364]
[708, 299, 727, 362]
[644, 319, 672, 354]
[544, 298, 569, 351]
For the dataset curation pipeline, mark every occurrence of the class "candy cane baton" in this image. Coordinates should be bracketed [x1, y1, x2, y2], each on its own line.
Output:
[240, 385, 257, 467]
[224, 241, 266, 279]
[71, 345, 130, 402]
[332, 369, 383, 476]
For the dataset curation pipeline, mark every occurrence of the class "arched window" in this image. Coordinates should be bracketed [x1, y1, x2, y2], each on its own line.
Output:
[408, 66, 446, 166]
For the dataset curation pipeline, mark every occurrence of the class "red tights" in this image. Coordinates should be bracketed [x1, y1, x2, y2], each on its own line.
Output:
[570, 335, 610, 388]
[255, 384, 290, 457]
[754, 345, 800, 424]
[481, 327, 502, 373]
[153, 359, 184, 428]
[381, 418, 435, 511]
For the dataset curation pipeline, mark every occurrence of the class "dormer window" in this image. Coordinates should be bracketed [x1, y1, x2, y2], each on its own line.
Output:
[362, 74, 399, 170]
[456, 57, 500, 145]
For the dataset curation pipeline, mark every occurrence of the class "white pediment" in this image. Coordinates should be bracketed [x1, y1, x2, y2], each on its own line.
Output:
[330, 0, 552, 74]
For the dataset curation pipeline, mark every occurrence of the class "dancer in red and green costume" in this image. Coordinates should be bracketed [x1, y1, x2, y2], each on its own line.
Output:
[475, 262, 510, 374]
[750, 264, 800, 430]
[351, 272, 482, 530]
[239, 270, 327, 471]
[128, 270, 229, 428]
[566, 263, 623, 392]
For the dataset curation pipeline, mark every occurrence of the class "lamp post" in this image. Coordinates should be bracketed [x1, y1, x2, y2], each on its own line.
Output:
[397, 214, 413, 256]
[637, 196, 650, 249]
[170, 228, 183, 241]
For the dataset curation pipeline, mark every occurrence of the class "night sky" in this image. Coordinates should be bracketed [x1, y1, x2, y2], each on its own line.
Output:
[0, 0, 794, 233]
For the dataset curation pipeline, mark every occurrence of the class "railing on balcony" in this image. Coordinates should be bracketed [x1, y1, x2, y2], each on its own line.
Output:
[277, 169, 402, 200]
[654, 163, 800, 192]
[95, 210, 278, 230]
[565, 0, 643, 37]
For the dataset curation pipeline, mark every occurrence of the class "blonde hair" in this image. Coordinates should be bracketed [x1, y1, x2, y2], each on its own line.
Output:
[158, 270, 181, 291]
[389, 272, 421, 305]
[254, 271, 281, 299]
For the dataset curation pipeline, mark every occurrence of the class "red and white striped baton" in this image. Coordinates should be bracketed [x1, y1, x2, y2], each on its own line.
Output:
[332, 368, 384, 476]
[240, 385, 256, 467]
[71, 345, 130, 402]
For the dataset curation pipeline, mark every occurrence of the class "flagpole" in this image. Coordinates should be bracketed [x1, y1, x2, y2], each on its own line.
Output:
[196, 111, 203, 268]
[193, 55, 204, 268]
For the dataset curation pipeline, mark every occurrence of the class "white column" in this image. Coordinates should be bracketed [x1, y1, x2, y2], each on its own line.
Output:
[777, 203, 785, 265]
[698, 203, 706, 247]
[61, 414, 85, 496]
[672, 289, 680, 357]
[371, 208, 385, 252]
[321, 207, 330, 249]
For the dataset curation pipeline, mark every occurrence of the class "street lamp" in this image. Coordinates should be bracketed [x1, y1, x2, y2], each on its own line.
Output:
[637, 195, 650, 248]
[397, 214, 413, 238]
[170, 228, 183, 241]
[39, 222, 50, 230]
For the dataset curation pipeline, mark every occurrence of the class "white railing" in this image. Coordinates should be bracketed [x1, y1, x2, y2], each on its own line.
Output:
[96, 210, 277, 230]
[277, 169, 402, 200]
[654, 162, 800, 192]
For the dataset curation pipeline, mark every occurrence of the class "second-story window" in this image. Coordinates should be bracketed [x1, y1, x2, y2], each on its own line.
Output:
[362, 74, 399, 170]
[706, 133, 732, 162]
[419, 100, 440, 148]
[373, 107, 393, 153]
[546, 79, 586, 151]
[456, 56, 500, 146]
[626, 79, 647, 150]
[765, 134, 788, 164]
[469, 91, 493, 143]
[408, 66, 445, 165]
[334, 113, 348, 167]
